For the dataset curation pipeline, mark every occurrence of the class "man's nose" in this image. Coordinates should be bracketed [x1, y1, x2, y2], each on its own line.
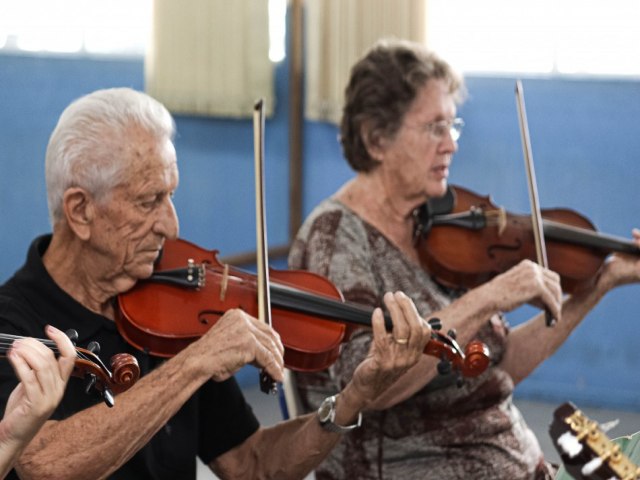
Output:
[154, 197, 179, 239]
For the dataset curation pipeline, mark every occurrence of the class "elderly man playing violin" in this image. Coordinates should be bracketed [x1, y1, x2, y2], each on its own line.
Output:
[0, 87, 433, 479]
[288, 38, 640, 479]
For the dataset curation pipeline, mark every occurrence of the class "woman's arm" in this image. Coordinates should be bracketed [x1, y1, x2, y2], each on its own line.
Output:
[500, 229, 640, 384]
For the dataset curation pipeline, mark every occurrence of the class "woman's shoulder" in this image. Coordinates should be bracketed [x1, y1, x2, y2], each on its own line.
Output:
[297, 197, 370, 242]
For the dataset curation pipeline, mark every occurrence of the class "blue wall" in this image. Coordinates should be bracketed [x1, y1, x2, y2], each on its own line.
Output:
[1, 53, 639, 410]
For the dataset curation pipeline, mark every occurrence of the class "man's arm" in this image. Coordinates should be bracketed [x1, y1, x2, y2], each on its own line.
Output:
[211, 291, 432, 479]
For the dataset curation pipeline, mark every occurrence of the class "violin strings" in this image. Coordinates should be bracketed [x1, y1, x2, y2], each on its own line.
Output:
[0, 334, 93, 361]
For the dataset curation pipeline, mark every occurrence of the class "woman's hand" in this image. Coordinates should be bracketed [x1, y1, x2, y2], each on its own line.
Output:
[597, 228, 640, 291]
[486, 259, 563, 320]
[347, 291, 431, 410]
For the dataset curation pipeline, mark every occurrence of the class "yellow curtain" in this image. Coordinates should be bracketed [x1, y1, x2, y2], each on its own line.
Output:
[305, 0, 426, 123]
[145, 0, 273, 118]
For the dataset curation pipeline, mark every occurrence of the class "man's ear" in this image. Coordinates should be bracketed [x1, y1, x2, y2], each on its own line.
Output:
[62, 187, 94, 241]
[360, 122, 387, 162]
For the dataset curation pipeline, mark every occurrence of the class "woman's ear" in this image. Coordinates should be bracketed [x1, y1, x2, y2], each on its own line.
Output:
[62, 187, 94, 241]
[360, 123, 387, 162]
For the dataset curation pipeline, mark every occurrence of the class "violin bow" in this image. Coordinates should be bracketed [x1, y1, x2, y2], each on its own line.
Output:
[515, 80, 556, 327]
[253, 99, 278, 394]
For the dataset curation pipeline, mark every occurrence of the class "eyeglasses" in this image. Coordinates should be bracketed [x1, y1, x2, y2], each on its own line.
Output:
[411, 117, 465, 142]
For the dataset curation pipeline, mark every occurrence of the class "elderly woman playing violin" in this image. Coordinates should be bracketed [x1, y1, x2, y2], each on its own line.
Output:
[0, 87, 433, 480]
[288, 38, 640, 480]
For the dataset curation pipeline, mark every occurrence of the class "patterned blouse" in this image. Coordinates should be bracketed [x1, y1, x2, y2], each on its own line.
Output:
[288, 198, 555, 480]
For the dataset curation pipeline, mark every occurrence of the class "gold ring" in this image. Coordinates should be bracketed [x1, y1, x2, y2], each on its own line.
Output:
[394, 338, 409, 345]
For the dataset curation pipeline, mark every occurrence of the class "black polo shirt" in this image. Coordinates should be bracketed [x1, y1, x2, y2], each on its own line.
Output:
[0, 235, 260, 479]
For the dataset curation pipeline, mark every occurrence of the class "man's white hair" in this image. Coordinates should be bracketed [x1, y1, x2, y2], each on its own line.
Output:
[45, 87, 175, 225]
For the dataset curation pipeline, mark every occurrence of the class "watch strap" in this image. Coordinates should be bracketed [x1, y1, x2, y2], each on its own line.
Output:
[317, 395, 362, 433]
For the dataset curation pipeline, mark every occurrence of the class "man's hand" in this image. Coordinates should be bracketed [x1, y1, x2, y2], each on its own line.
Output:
[193, 308, 285, 383]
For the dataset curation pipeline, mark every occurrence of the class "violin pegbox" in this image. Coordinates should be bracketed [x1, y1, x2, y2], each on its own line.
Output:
[549, 402, 640, 479]
[64, 329, 140, 408]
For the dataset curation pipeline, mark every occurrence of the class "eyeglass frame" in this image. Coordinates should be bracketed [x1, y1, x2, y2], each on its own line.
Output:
[406, 117, 465, 142]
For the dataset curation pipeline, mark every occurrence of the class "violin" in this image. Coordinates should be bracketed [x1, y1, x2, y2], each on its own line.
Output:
[116, 237, 490, 379]
[413, 184, 640, 293]
[0, 331, 140, 407]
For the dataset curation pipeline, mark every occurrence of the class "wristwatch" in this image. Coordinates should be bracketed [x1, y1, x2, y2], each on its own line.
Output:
[317, 395, 362, 433]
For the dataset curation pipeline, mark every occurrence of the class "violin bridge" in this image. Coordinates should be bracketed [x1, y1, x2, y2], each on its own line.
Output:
[220, 263, 229, 301]
[497, 207, 507, 236]
[484, 208, 507, 236]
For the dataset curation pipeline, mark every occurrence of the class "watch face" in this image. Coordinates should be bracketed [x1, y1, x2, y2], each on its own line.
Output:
[318, 397, 334, 423]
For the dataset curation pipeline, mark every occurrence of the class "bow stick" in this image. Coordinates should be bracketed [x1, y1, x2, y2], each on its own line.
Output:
[515, 80, 556, 327]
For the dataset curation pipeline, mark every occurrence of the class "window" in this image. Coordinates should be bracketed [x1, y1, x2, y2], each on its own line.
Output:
[0, 0, 287, 61]
[0, 0, 151, 56]
[426, 0, 640, 77]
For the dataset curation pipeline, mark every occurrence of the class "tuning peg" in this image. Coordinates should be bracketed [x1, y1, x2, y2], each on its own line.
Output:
[102, 388, 115, 408]
[428, 318, 442, 331]
[556, 431, 583, 458]
[84, 373, 115, 408]
[455, 371, 464, 388]
[437, 358, 452, 376]
[447, 329, 457, 340]
[84, 373, 97, 395]
[65, 329, 79, 345]
[581, 457, 603, 476]
[86, 341, 101, 355]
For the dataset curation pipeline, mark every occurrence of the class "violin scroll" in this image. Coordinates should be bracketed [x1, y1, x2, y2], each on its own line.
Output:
[425, 326, 490, 383]
[110, 353, 141, 390]
[461, 340, 491, 376]
[71, 347, 140, 407]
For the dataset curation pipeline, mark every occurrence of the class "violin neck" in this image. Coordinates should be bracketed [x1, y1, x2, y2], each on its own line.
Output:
[270, 283, 392, 330]
[429, 211, 638, 255]
[543, 219, 639, 254]
[0, 333, 57, 354]
[0, 333, 90, 363]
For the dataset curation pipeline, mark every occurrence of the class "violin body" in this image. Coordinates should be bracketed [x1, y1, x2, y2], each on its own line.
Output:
[117, 238, 347, 372]
[415, 185, 638, 293]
